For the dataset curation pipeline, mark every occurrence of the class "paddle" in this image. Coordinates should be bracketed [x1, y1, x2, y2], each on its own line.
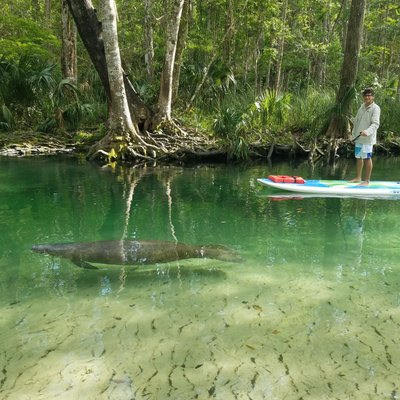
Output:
[351, 133, 362, 142]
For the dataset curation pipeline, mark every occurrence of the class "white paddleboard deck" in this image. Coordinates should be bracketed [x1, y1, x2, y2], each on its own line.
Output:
[257, 178, 400, 196]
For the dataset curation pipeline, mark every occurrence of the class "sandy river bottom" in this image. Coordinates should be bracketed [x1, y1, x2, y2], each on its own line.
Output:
[1, 258, 399, 400]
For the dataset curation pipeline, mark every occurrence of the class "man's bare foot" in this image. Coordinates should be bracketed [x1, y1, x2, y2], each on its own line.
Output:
[358, 180, 370, 186]
[348, 178, 361, 183]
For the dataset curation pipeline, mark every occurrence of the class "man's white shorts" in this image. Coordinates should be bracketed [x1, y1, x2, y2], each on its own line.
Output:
[355, 144, 373, 159]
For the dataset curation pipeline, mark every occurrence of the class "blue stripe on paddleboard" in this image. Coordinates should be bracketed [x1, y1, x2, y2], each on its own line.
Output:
[262, 179, 400, 189]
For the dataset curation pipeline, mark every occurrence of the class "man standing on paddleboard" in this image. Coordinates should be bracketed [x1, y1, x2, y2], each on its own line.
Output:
[349, 87, 380, 186]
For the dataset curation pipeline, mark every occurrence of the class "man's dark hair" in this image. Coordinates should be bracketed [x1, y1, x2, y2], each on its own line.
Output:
[362, 87, 375, 96]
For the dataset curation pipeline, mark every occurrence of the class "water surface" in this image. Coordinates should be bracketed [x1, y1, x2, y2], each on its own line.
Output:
[1, 156, 400, 399]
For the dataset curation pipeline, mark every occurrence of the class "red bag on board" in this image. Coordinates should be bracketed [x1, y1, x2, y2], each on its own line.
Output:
[267, 175, 305, 184]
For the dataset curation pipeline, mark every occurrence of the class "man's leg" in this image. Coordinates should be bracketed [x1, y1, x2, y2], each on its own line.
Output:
[349, 158, 363, 182]
[362, 158, 373, 183]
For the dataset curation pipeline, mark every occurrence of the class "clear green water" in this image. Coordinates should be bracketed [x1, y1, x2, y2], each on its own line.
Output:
[1, 156, 400, 399]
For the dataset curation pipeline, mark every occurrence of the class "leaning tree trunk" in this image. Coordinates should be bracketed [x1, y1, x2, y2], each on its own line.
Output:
[155, 0, 185, 125]
[325, 0, 366, 162]
[66, 0, 111, 97]
[66, 0, 152, 132]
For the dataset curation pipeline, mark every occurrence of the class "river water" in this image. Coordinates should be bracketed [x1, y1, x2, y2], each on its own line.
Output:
[1, 155, 400, 399]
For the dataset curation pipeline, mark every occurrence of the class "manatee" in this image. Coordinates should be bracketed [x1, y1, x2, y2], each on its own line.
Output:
[31, 240, 242, 269]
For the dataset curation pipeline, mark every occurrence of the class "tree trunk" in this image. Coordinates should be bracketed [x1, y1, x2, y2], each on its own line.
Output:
[66, 0, 152, 132]
[379, 1, 389, 79]
[61, 0, 77, 82]
[85, 0, 145, 162]
[311, 16, 329, 86]
[337, 0, 365, 103]
[254, 34, 263, 94]
[271, 0, 288, 92]
[143, 0, 154, 81]
[101, 0, 136, 135]
[66, 0, 111, 98]
[341, 0, 349, 52]
[156, 0, 185, 124]
[45, 0, 51, 21]
[172, 0, 190, 101]
[224, 0, 235, 66]
[325, 0, 366, 161]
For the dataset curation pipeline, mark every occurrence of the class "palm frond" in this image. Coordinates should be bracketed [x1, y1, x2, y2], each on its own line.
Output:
[0, 105, 15, 131]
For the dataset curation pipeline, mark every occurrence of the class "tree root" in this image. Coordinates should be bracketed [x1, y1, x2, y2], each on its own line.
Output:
[88, 118, 218, 165]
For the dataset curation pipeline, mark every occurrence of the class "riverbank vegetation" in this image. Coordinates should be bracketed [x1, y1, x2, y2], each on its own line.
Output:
[0, 0, 399, 163]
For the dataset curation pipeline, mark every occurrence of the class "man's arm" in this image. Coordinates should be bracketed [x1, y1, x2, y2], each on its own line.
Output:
[362, 105, 380, 136]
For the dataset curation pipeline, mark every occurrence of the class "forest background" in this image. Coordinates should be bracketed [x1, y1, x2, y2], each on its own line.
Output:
[0, 0, 399, 164]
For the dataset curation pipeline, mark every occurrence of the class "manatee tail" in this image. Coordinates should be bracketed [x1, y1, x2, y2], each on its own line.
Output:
[201, 245, 242, 262]
[32, 244, 47, 253]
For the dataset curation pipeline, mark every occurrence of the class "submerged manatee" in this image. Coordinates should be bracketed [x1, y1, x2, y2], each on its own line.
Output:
[31, 240, 242, 269]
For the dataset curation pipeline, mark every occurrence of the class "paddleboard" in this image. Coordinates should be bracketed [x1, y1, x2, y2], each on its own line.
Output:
[257, 178, 400, 196]
[262, 192, 399, 201]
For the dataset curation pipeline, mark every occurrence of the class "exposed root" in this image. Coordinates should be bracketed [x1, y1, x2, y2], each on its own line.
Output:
[88, 118, 218, 165]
